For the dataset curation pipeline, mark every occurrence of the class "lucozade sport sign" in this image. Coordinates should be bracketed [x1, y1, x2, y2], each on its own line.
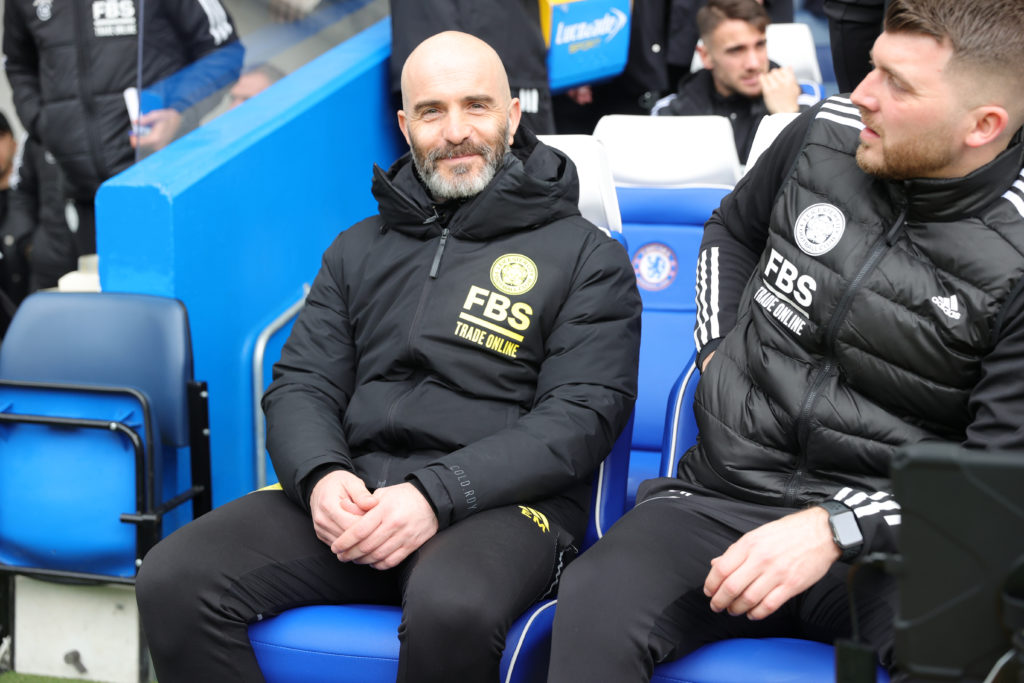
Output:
[539, 0, 631, 91]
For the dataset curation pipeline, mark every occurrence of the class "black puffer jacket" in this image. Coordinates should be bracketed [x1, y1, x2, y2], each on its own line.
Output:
[687, 97, 1024, 557]
[3, 0, 242, 200]
[2, 137, 74, 294]
[263, 128, 641, 539]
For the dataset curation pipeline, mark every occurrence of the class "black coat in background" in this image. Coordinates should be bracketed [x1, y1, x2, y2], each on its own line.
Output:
[389, 0, 554, 133]
[823, 0, 888, 92]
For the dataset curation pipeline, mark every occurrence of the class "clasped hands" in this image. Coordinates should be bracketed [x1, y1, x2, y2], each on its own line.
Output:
[309, 470, 438, 570]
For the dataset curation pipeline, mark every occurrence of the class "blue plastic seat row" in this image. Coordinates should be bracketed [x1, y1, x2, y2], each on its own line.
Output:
[0, 292, 212, 582]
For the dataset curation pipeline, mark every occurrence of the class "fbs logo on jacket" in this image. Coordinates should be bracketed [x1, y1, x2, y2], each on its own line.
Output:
[93, 0, 138, 37]
[453, 255, 537, 360]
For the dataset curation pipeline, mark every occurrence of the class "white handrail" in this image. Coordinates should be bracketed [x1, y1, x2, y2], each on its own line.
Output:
[252, 285, 309, 488]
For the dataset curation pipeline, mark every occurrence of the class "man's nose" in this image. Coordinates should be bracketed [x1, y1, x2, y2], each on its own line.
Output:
[744, 49, 762, 71]
[850, 68, 880, 110]
[443, 110, 471, 143]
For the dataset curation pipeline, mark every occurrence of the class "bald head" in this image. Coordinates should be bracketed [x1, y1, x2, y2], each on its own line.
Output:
[400, 31, 512, 112]
[395, 31, 522, 200]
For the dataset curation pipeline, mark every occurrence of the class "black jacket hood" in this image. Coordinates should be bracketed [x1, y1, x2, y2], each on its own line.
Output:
[370, 126, 581, 241]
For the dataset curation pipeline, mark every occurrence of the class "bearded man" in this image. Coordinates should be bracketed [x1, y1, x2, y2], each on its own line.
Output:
[548, 0, 1024, 680]
[136, 31, 640, 683]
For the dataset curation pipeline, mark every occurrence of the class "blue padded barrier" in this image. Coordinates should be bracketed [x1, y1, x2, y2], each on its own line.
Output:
[248, 419, 633, 682]
[617, 185, 731, 505]
[654, 360, 890, 683]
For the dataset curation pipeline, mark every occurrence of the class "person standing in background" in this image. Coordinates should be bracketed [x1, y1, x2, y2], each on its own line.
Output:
[3, 135, 78, 294]
[0, 111, 20, 321]
[389, 0, 555, 134]
[2, 0, 243, 261]
[823, 0, 887, 92]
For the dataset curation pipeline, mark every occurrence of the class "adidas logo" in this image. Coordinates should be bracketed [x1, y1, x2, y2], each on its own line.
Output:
[931, 294, 961, 320]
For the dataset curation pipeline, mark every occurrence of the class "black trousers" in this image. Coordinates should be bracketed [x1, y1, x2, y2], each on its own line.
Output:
[824, 1, 888, 93]
[547, 483, 896, 682]
[136, 490, 570, 683]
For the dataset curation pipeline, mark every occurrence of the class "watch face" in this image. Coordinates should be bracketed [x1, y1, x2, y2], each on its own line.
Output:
[831, 510, 863, 548]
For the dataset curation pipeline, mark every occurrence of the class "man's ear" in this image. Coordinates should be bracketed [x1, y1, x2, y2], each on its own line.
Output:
[507, 98, 522, 143]
[965, 105, 1009, 149]
[397, 109, 412, 147]
[697, 41, 714, 71]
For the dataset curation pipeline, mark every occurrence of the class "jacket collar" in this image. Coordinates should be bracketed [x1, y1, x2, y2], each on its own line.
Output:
[894, 129, 1024, 222]
[371, 126, 581, 241]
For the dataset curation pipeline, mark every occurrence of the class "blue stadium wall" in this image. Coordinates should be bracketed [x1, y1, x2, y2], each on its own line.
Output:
[96, 18, 405, 507]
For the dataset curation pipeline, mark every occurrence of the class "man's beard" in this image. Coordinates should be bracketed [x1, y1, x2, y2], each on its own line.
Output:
[855, 117, 958, 181]
[411, 120, 510, 200]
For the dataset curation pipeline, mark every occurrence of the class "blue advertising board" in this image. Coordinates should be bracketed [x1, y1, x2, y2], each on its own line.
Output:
[540, 0, 631, 91]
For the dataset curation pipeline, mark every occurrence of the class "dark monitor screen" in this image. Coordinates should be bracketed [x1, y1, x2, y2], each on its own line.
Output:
[892, 442, 1024, 681]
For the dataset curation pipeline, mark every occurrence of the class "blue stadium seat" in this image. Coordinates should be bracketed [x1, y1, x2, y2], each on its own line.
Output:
[654, 356, 891, 682]
[616, 184, 731, 505]
[798, 78, 826, 106]
[0, 292, 211, 582]
[248, 418, 634, 683]
[591, 115, 736, 502]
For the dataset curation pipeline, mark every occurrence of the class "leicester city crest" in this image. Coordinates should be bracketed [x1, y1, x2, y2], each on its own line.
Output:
[794, 203, 846, 256]
[490, 254, 538, 296]
[34, 0, 53, 20]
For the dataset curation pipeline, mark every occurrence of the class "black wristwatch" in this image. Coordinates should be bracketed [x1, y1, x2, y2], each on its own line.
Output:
[819, 500, 863, 562]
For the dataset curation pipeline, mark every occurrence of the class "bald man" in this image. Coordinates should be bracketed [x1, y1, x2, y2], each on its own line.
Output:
[136, 31, 640, 683]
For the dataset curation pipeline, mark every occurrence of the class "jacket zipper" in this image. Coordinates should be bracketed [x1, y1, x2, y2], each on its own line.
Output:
[784, 207, 907, 506]
[71, 0, 109, 182]
[387, 210, 449, 444]
[430, 227, 449, 278]
[406, 207, 445, 352]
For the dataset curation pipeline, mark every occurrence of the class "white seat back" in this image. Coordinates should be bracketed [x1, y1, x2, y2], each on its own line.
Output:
[765, 23, 823, 83]
[592, 114, 741, 187]
[743, 112, 800, 174]
[538, 134, 622, 235]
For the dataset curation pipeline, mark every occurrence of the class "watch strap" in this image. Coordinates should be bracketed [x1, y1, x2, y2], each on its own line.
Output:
[819, 499, 863, 562]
